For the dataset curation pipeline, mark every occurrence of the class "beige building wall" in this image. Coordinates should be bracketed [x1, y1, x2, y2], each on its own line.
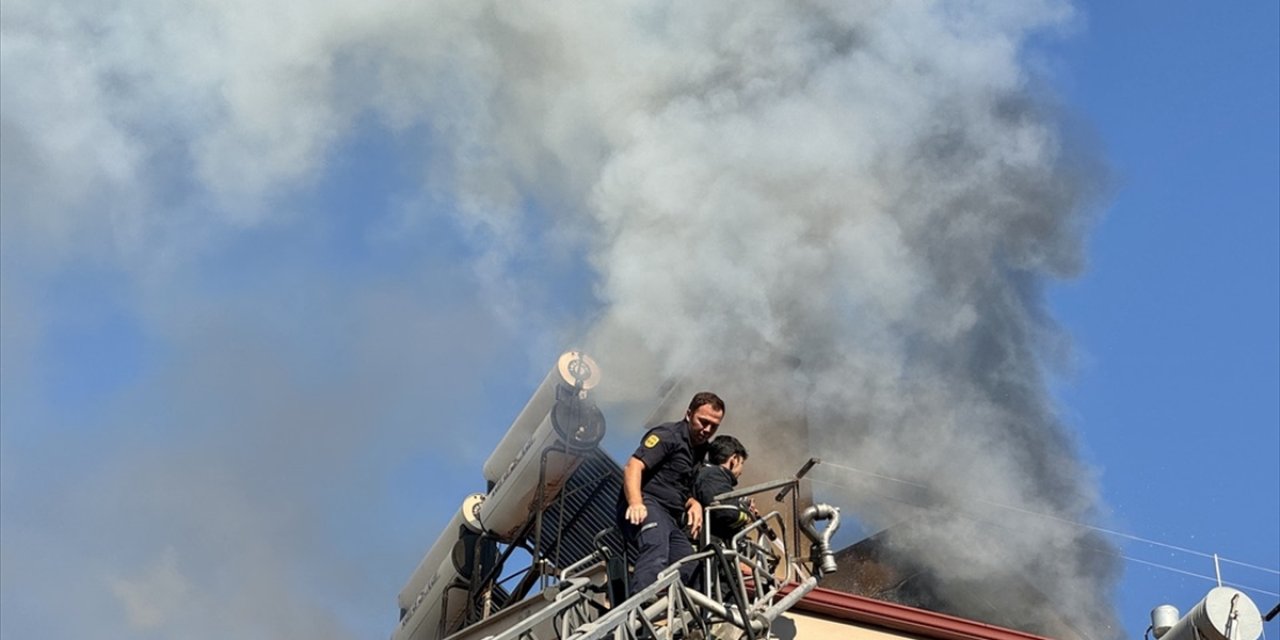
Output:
[777, 612, 922, 640]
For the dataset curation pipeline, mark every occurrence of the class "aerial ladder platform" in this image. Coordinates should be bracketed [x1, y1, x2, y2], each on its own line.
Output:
[392, 351, 838, 640]
[441, 479, 840, 640]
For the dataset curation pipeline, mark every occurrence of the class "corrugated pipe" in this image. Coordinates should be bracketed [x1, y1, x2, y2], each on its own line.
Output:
[799, 503, 840, 577]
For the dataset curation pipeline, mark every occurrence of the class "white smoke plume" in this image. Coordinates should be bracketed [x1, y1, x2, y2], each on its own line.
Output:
[2, 0, 1118, 637]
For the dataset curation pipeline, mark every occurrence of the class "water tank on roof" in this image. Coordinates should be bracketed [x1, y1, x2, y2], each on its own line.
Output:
[1154, 587, 1262, 640]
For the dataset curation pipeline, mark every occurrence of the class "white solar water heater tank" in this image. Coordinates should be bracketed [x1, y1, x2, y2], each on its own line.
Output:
[1156, 586, 1263, 640]
[478, 390, 605, 541]
[482, 351, 601, 485]
[394, 493, 485, 640]
[477, 351, 605, 541]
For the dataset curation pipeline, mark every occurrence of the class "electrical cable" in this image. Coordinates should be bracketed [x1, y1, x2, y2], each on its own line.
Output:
[814, 461, 1279, 576]
[1115, 554, 1280, 598]
[805, 466, 1280, 600]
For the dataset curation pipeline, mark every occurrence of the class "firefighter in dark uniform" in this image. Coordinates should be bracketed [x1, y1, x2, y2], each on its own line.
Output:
[617, 391, 725, 593]
[692, 435, 757, 544]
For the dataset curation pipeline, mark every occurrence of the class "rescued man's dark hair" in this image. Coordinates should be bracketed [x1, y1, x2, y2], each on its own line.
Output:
[706, 435, 748, 465]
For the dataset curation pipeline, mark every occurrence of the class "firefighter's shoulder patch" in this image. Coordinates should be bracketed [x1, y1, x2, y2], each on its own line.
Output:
[643, 434, 660, 448]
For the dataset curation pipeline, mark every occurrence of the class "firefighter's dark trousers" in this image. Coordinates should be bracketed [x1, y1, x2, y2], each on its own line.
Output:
[618, 498, 698, 595]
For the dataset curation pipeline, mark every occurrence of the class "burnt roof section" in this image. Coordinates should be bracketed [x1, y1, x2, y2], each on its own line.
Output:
[819, 519, 1093, 640]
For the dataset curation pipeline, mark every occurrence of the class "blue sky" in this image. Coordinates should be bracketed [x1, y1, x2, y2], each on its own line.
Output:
[1047, 1, 1278, 629]
[1, 2, 1276, 639]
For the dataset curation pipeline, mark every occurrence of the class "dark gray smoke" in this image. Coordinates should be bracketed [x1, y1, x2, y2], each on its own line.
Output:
[2, 0, 1119, 637]
[443, 3, 1122, 635]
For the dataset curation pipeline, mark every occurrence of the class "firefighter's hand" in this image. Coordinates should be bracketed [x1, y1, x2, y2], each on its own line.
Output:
[686, 499, 703, 538]
[625, 502, 647, 525]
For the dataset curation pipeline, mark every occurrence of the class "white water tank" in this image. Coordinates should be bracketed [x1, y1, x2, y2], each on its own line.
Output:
[1156, 587, 1263, 640]
[395, 494, 485, 639]
[478, 392, 605, 540]
[1151, 604, 1179, 638]
[477, 351, 604, 541]
[482, 351, 600, 485]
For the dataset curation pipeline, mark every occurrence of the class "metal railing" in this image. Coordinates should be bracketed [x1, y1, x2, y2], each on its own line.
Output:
[472, 465, 835, 640]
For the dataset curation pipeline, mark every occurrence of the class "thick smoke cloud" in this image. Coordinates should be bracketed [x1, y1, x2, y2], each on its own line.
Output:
[2, 0, 1117, 638]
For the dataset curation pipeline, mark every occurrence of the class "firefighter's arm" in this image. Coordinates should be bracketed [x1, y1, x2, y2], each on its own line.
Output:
[623, 457, 647, 525]
[685, 497, 703, 538]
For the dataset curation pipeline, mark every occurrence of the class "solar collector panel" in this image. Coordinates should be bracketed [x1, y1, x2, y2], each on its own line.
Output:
[527, 448, 633, 573]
